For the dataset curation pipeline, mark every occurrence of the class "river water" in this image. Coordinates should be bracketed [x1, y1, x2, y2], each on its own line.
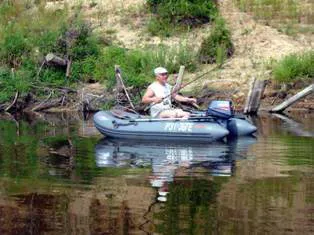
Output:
[0, 112, 313, 235]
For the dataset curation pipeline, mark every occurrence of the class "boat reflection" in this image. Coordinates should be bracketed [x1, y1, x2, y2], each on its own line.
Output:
[95, 137, 256, 202]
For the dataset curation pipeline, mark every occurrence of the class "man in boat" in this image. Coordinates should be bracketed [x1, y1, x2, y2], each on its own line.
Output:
[142, 67, 197, 118]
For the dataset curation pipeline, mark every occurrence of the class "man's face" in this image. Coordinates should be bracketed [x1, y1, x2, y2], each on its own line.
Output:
[156, 72, 168, 85]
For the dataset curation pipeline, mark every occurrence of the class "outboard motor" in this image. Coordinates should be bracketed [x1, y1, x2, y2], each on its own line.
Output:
[207, 100, 234, 119]
[207, 100, 257, 136]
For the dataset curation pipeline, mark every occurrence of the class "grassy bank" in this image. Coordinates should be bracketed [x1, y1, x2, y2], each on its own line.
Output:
[0, 0, 233, 106]
[271, 50, 314, 82]
[233, 0, 314, 36]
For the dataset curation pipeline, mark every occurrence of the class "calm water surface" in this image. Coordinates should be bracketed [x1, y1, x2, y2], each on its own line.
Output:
[0, 112, 313, 235]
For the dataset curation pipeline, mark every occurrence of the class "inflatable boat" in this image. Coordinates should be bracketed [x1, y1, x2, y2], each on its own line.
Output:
[93, 101, 257, 142]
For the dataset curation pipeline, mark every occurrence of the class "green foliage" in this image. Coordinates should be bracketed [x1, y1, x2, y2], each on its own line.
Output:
[0, 64, 35, 102]
[0, 1, 68, 67]
[88, 44, 198, 89]
[0, 1, 104, 102]
[272, 51, 314, 82]
[147, 17, 172, 37]
[147, 0, 218, 36]
[1, 28, 31, 66]
[198, 17, 234, 64]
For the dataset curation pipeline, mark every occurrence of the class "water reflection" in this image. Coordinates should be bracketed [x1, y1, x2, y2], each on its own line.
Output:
[1, 112, 313, 234]
[95, 137, 256, 202]
[272, 113, 314, 137]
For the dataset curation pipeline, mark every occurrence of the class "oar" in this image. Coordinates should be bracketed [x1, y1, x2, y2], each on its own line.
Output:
[122, 115, 216, 123]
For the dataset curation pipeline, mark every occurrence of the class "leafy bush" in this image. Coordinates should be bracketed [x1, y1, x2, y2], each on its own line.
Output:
[272, 51, 314, 82]
[147, 0, 218, 36]
[90, 44, 198, 89]
[0, 1, 68, 67]
[0, 65, 34, 102]
[0, 28, 31, 67]
[198, 17, 234, 64]
[0, 1, 102, 102]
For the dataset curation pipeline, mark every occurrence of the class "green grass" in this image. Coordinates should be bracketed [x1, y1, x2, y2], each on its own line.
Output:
[272, 50, 314, 82]
[233, 0, 314, 36]
[78, 43, 198, 89]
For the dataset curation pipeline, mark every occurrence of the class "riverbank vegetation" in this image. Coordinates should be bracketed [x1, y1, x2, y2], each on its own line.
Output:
[147, 0, 218, 36]
[0, 0, 230, 108]
[233, 0, 314, 36]
[0, 0, 313, 112]
[271, 50, 314, 82]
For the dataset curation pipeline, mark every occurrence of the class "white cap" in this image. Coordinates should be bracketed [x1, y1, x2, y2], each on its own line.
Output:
[154, 67, 168, 75]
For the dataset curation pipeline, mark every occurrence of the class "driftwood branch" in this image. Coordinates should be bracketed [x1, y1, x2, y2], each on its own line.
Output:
[5, 92, 19, 112]
[32, 90, 53, 111]
[32, 98, 62, 112]
[270, 84, 314, 113]
[114, 65, 136, 110]
[37, 60, 46, 78]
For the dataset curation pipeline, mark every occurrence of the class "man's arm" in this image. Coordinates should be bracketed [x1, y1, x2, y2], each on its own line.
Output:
[142, 88, 163, 104]
[174, 94, 197, 104]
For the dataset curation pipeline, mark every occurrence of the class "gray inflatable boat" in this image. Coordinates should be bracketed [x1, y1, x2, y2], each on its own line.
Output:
[94, 110, 229, 142]
[93, 101, 257, 142]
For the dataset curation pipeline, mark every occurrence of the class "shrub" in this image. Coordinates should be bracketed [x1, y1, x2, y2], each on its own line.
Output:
[0, 1, 103, 102]
[147, 0, 218, 36]
[198, 17, 234, 64]
[0, 1, 68, 67]
[92, 43, 198, 89]
[272, 51, 314, 82]
[0, 65, 33, 103]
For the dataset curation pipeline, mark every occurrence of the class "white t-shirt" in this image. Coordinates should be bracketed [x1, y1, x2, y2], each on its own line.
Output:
[149, 82, 172, 117]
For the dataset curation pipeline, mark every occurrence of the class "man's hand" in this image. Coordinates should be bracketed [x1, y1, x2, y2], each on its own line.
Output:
[153, 97, 163, 104]
[186, 97, 197, 104]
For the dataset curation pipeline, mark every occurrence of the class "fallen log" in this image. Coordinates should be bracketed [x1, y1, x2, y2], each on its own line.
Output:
[45, 53, 67, 66]
[32, 91, 53, 112]
[31, 98, 61, 112]
[270, 84, 314, 113]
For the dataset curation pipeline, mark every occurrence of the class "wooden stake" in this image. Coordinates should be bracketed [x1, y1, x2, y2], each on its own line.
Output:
[66, 59, 72, 77]
[244, 78, 266, 114]
[172, 65, 185, 93]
